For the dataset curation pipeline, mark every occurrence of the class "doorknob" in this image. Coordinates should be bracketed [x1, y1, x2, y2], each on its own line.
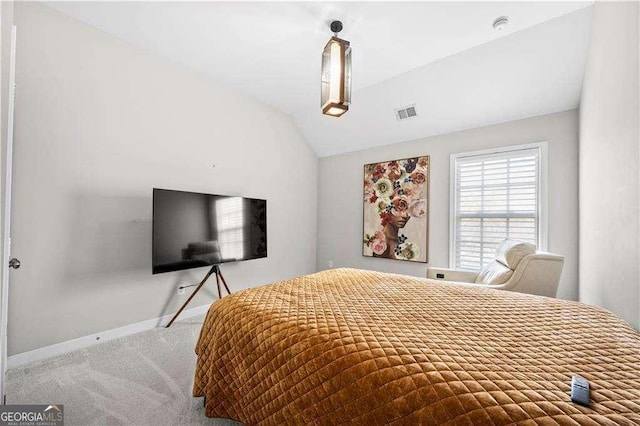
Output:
[8, 258, 20, 269]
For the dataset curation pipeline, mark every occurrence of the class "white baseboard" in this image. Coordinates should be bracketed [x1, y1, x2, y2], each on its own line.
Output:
[7, 304, 211, 370]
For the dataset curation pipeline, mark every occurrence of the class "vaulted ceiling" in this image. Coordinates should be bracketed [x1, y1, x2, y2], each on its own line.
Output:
[45, 1, 593, 157]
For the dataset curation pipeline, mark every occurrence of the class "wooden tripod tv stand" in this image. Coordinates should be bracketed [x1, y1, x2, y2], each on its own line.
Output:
[165, 264, 230, 328]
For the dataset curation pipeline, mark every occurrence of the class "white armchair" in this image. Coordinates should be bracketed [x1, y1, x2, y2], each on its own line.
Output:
[427, 239, 564, 298]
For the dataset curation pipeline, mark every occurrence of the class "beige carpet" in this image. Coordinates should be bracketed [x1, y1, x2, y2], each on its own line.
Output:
[6, 315, 242, 426]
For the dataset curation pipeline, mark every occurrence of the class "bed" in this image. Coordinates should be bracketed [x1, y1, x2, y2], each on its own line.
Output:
[193, 268, 640, 425]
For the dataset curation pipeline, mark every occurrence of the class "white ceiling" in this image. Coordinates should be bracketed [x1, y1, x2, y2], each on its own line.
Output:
[296, 6, 593, 156]
[45, 1, 593, 157]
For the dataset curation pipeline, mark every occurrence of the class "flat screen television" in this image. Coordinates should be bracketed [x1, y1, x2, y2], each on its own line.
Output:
[152, 188, 267, 274]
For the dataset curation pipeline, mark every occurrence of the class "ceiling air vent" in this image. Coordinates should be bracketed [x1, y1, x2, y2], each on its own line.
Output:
[395, 105, 418, 121]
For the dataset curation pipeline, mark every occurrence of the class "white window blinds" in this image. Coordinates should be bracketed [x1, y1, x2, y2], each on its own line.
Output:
[451, 145, 545, 271]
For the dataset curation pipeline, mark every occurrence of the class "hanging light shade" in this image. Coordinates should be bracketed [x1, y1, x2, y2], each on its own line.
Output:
[321, 21, 352, 117]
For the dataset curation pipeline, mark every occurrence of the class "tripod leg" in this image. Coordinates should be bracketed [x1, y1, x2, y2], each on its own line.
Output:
[218, 268, 231, 296]
[165, 266, 215, 328]
[215, 270, 222, 300]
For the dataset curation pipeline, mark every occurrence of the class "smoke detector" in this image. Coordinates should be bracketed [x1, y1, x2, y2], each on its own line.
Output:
[492, 16, 509, 31]
[395, 105, 418, 121]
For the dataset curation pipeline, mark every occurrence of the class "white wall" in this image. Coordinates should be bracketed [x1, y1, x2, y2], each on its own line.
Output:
[579, 1, 639, 330]
[317, 110, 579, 301]
[8, 2, 317, 355]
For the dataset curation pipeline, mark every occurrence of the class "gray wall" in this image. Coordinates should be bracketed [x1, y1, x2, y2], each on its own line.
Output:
[317, 110, 579, 301]
[8, 3, 318, 355]
[579, 2, 639, 329]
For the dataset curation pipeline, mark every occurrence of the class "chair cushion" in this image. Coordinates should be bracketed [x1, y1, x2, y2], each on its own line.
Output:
[475, 261, 514, 285]
[495, 239, 536, 269]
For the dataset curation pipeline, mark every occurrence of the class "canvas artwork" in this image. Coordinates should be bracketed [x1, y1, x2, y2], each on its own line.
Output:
[363, 156, 429, 262]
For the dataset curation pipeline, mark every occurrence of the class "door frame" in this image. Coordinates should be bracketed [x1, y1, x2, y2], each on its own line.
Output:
[0, 23, 16, 403]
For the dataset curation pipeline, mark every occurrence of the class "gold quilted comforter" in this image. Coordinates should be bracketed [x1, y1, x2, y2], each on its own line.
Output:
[193, 268, 640, 425]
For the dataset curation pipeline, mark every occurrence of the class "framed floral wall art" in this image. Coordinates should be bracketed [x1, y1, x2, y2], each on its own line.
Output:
[363, 156, 429, 262]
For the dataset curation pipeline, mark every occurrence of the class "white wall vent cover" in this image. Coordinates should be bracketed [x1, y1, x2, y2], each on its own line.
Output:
[395, 105, 418, 121]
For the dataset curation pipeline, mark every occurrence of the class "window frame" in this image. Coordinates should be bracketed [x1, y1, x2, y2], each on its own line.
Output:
[449, 142, 549, 270]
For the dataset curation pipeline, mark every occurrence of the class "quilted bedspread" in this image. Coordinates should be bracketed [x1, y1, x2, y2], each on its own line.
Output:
[193, 268, 640, 425]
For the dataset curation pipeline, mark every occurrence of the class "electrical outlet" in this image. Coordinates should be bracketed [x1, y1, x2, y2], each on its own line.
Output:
[177, 285, 185, 295]
[328, 261, 334, 268]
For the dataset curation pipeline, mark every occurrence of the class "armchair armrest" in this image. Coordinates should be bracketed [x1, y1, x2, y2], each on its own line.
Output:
[426, 267, 479, 283]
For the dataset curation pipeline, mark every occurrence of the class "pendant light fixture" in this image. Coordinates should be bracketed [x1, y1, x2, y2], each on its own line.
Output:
[321, 20, 352, 117]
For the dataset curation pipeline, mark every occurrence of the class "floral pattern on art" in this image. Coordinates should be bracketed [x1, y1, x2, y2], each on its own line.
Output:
[363, 156, 429, 262]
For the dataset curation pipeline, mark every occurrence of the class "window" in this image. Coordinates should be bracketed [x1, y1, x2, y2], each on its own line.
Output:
[450, 143, 547, 270]
[216, 197, 245, 260]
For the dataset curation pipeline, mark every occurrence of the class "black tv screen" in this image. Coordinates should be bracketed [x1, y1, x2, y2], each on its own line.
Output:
[152, 188, 267, 274]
